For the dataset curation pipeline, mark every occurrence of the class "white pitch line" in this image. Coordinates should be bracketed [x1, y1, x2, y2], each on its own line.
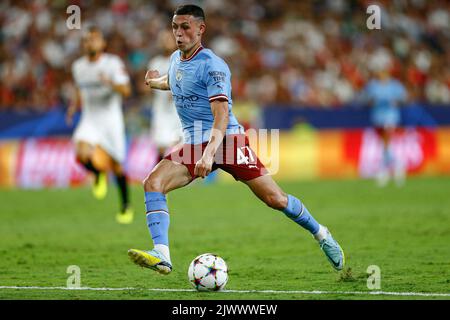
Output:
[1, 286, 449, 297]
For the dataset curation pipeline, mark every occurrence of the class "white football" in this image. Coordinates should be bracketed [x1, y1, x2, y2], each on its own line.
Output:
[188, 253, 228, 292]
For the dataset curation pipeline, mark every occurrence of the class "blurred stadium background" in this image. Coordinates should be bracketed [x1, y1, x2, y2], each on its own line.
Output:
[0, 0, 449, 188]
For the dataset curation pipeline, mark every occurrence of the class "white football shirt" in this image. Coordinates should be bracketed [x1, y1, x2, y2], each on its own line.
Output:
[71, 53, 129, 162]
[148, 54, 182, 148]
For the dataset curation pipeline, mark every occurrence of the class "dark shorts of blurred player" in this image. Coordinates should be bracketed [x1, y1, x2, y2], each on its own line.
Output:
[75, 142, 121, 175]
[371, 105, 401, 145]
[164, 134, 268, 182]
[373, 125, 401, 145]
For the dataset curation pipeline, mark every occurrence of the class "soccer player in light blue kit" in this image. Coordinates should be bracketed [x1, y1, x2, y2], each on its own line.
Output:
[128, 5, 345, 274]
[364, 67, 408, 186]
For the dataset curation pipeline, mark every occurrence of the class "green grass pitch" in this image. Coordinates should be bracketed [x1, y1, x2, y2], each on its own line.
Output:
[0, 176, 449, 300]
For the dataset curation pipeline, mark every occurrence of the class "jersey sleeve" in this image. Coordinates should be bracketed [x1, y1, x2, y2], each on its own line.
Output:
[364, 81, 375, 100]
[110, 56, 130, 85]
[395, 81, 407, 102]
[203, 58, 230, 103]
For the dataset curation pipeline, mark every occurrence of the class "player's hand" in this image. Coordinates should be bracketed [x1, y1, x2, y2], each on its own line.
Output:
[194, 154, 214, 178]
[99, 73, 113, 87]
[145, 70, 160, 86]
[65, 106, 76, 126]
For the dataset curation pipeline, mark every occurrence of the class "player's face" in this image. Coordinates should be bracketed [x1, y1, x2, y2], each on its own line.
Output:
[83, 31, 106, 57]
[171, 15, 205, 53]
[376, 70, 390, 81]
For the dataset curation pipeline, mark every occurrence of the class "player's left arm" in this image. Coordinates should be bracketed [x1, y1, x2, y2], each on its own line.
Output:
[99, 57, 131, 98]
[66, 87, 81, 125]
[194, 100, 229, 178]
[110, 82, 131, 98]
[99, 73, 131, 98]
[361, 81, 374, 107]
[194, 59, 231, 178]
[395, 82, 408, 107]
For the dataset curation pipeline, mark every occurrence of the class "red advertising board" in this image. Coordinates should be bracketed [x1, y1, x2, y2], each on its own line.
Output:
[0, 128, 448, 188]
[343, 128, 438, 178]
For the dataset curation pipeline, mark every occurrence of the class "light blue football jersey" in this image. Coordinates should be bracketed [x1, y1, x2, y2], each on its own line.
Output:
[364, 79, 407, 127]
[167, 46, 243, 143]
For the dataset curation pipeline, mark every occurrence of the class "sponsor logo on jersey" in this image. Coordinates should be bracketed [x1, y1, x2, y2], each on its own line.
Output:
[208, 71, 226, 82]
[173, 94, 199, 109]
[176, 69, 183, 81]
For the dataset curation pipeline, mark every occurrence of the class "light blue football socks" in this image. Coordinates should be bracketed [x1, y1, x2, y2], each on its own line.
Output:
[145, 192, 170, 259]
[282, 194, 320, 235]
[282, 194, 344, 270]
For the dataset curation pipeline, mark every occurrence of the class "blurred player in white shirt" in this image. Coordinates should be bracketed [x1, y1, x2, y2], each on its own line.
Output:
[66, 26, 134, 224]
[147, 30, 183, 161]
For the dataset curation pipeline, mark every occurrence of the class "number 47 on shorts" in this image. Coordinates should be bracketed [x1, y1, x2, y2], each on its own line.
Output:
[237, 146, 255, 166]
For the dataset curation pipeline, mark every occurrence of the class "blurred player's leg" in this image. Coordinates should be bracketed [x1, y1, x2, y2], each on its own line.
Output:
[374, 127, 388, 187]
[390, 128, 406, 187]
[376, 126, 405, 187]
[393, 156, 406, 187]
[112, 161, 134, 224]
[75, 141, 108, 199]
[128, 159, 192, 274]
[243, 175, 345, 271]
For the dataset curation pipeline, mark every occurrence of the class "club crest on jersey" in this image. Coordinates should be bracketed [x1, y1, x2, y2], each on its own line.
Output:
[176, 70, 183, 82]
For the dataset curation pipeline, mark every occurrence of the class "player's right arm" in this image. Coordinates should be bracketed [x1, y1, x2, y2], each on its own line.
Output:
[360, 81, 375, 108]
[66, 86, 81, 126]
[145, 70, 170, 90]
